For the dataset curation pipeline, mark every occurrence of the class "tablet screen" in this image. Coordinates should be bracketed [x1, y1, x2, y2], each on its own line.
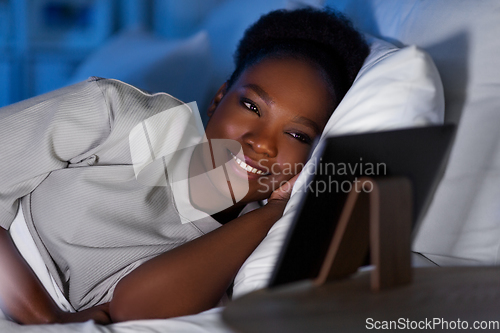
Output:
[268, 124, 455, 287]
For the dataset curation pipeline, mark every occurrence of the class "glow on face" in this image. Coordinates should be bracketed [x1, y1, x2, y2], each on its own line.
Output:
[204, 57, 333, 204]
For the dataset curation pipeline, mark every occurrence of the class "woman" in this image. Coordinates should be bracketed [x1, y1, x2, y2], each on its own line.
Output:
[0, 8, 369, 324]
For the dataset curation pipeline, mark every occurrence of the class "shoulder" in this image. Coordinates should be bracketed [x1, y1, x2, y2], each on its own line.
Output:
[91, 77, 184, 115]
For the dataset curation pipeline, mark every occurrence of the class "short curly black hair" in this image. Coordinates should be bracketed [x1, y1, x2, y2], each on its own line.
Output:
[226, 7, 370, 107]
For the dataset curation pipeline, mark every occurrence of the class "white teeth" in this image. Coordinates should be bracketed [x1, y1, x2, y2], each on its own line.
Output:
[230, 152, 267, 175]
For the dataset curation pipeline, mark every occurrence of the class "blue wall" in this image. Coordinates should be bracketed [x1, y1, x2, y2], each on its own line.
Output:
[0, 0, 225, 107]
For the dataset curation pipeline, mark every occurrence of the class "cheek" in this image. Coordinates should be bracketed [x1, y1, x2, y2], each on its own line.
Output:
[206, 103, 247, 140]
[276, 143, 311, 177]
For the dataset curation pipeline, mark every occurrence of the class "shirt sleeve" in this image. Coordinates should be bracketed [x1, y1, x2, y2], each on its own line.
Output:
[0, 77, 112, 229]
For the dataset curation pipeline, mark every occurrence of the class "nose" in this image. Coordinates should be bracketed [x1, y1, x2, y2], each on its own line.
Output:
[242, 125, 278, 158]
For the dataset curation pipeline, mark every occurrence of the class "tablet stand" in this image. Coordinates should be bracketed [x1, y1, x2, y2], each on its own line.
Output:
[314, 176, 412, 291]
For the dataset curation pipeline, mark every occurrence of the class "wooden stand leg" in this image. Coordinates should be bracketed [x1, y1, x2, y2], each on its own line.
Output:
[314, 177, 412, 291]
[369, 177, 412, 291]
[313, 181, 371, 285]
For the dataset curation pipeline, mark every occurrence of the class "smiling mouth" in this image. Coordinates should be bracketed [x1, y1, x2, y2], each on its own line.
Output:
[229, 151, 269, 175]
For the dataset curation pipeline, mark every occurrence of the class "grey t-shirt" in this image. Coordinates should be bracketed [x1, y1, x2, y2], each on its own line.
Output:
[0, 78, 224, 310]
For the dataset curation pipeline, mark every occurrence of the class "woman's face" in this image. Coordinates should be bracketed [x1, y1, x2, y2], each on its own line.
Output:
[204, 57, 334, 204]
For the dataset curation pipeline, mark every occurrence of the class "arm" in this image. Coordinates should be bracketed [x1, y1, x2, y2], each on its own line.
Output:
[109, 176, 297, 322]
[0, 228, 111, 324]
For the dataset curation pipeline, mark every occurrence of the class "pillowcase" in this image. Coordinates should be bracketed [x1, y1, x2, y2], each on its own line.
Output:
[323, 34, 444, 137]
[69, 29, 213, 116]
[232, 35, 445, 299]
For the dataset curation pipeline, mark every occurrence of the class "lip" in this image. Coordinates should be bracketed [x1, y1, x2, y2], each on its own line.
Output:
[227, 150, 271, 178]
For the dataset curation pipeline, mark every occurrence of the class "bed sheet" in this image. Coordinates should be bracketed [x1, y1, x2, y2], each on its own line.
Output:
[0, 307, 235, 333]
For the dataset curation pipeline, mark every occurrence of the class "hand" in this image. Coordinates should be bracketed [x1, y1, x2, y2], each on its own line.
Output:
[57, 303, 111, 325]
[268, 173, 300, 203]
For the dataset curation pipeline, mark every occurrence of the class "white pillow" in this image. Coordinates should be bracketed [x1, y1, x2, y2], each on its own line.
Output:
[326, 0, 500, 266]
[324, 35, 444, 136]
[232, 35, 444, 298]
[69, 29, 213, 112]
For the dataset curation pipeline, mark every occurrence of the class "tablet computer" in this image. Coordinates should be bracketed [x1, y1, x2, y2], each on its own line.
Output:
[268, 124, 455, 288]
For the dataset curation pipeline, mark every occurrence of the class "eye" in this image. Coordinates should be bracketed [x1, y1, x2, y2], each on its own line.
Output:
[241, 98, 260, 116]
[288, 132, 312, 144]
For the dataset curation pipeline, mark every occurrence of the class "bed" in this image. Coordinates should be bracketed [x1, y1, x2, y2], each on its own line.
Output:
[1, 0, 499, 331]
